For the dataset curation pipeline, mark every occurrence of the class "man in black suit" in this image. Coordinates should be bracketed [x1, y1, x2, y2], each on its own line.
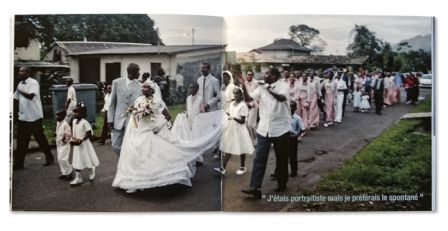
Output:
[340, 69, 351, 116]
[373, 72, 385, 115]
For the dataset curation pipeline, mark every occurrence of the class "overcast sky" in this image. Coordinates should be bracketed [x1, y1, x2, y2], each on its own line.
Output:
[150, 14, 432, 55]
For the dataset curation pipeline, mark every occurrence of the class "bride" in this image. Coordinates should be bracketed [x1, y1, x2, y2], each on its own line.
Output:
[112, 82, 222, 193]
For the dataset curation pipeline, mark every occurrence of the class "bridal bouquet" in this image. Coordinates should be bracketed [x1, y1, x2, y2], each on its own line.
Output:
[123, 96, 156, 128]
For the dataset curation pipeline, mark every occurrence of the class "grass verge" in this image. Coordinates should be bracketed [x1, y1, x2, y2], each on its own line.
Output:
[318, 97, 432, 195]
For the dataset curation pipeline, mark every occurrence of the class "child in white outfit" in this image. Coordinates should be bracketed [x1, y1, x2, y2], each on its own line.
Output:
[360, 92, 371, 112]
[214, 87, 254, 175]
[55, 110, 73, 180]
[69, 104, 100, 186]
[352, 86, 362, 112]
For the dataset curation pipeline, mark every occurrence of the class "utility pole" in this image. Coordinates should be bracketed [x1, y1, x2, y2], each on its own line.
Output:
[192, 28, 195, 45]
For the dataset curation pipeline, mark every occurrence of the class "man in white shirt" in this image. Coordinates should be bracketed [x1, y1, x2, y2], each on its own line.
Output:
[197, 63, 220, 112]
[13, 66, 54, 170]
[241, 67, 291, 199]
[65, 77, 77, 123]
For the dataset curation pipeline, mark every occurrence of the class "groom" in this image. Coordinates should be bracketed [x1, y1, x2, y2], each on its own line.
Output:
[108, 63, 142, 155]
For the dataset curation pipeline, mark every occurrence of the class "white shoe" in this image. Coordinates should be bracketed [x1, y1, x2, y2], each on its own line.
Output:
[126, 189, 137, 193]
[323, 123, 328, 128]
[70, 172, 83, 186]
[236, 167, 247, 175]
[89, 167, 96, 181]
[213, 167, 225, 175]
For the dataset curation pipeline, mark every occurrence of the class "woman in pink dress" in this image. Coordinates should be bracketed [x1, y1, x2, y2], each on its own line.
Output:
[323, 71, 337, 127]
[296, 73, 311, 130]
[307, 71, 321, 129]
[386, 73, 398, 105]
[382, 73, 396, 106]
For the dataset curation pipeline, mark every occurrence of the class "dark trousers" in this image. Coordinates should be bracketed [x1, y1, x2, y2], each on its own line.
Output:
[249, 132, 289, 189]
[411, 87, 419, 103]
[374, 91, 384, 113]
[406, 88, 411, 102]
[14, 119, 53, 168]
[100, 111, 109, 141]
[289, 136, 299, 174]
[342, 92, 348, 116]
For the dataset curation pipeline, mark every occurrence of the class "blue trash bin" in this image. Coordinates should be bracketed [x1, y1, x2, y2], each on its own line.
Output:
[50, 84, 98, 124]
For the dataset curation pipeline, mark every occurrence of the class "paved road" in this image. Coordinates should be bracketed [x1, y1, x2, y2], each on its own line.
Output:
[223, 88, 431, 212]
[11, 143, 222, 211]
[10, 88, 430, 212]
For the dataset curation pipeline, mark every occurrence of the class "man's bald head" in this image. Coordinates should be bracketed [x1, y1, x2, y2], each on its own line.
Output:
[127, 63, 140, 80]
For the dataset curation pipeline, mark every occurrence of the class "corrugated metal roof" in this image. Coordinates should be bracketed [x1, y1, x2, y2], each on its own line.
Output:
[55, 41, 225, 56]
[236, 52, 367, 65]
[14, 60, 70, 68]
[256, 39, 312, 52]
[56, 41, 153, 54]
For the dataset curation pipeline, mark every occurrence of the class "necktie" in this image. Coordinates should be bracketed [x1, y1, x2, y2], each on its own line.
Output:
[202, 76, 206, 101]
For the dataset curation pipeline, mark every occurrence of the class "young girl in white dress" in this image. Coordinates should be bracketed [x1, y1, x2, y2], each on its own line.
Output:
[69, 104, 100, 186]
[360, 91, 371, 112]
[352, 86, 362, 112]
[214, 87, 254, 175]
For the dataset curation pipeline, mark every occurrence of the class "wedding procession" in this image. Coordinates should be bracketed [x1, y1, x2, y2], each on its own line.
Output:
[10, 14, 433, 212]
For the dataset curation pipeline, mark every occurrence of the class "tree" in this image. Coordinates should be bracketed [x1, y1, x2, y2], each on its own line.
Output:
[14, 15, 41, 48]
[396, 49, 431, 73]
[347, 24, 383, 69]
[14, 14, 162, 53]
[288, 24, 326, 52]
[397, 41, 412, 51]
[380, 42, 395, 72]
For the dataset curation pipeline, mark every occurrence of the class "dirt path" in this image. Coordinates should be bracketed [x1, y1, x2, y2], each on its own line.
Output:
[222, 89, 431, 212]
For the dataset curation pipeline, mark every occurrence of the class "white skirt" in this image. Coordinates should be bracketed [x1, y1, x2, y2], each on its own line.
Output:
[72, 140, 99, 170]
[222, 120, 254, 155]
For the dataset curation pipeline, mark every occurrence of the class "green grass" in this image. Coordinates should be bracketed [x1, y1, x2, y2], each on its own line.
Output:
[43, 104, 186, 145]
[318, 98, 432, 194]
[168, 104, 186, 120]
[412, 96, 432, 113]
[43, 115, 104, 145]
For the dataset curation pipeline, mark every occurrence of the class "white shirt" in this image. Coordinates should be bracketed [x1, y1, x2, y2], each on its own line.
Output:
[14, 77, 44, 122]
[336, 78, 348, 91]
[56, 120, 71, 145]
[102, 93, 111, 112]
[197, 74, 220, 110]
[67, 85, 77, 107]
[249, 80, 291, 137]
[186, 94, 204, 126]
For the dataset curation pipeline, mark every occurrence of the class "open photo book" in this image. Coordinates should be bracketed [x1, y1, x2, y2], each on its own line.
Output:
[10, 14, 435, 212]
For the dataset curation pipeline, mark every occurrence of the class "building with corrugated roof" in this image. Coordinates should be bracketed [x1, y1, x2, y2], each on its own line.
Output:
[235, 39, 367, 78]
[44, 41, 226, 86]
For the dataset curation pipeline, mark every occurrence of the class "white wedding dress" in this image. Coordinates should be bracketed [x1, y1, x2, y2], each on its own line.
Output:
[112, 96, 222, 190]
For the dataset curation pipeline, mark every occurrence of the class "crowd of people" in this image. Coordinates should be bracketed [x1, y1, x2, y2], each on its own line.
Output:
[12, 63, 422, 199]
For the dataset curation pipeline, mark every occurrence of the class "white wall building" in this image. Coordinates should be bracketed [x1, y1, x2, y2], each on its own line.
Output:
[44, 41, 226, 85]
